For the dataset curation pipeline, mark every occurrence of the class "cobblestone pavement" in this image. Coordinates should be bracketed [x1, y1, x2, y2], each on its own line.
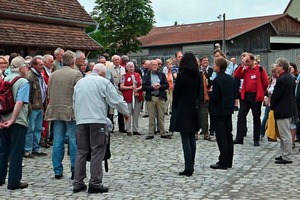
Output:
[1, 109, 300, 199]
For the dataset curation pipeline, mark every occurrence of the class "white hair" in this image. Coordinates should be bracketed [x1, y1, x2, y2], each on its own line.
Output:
[75, 50, 84, 60]
[54, 47, 64, 56]
[112, 55, 120, 61]
[42, 54, 53, 63]
[93, 63, 107, 74]
[126, 61, 134, 69]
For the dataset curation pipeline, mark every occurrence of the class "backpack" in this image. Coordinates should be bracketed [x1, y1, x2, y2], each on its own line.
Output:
[0, 76, 21, 114]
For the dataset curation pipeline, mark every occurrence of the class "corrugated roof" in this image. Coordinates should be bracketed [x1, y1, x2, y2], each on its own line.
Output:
[139, 14, 285, 47]
[0, 0, 94, 25]
[0, 19, 101, 50]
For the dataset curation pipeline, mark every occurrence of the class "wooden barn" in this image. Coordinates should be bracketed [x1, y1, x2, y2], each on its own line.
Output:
[0, 0, 101, 57]
[284, 0, 300, 21]
[134, 14, 300, 61]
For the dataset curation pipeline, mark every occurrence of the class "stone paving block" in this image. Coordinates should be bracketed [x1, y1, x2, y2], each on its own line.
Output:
[1, 109, 300, 199]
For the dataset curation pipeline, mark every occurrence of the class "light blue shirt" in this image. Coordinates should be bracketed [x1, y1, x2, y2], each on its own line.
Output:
[225, 61, 234, 76]
[295, 75, 300, 95]
[16, 82, 30, 103]
[150, 73, 160, 96]
[38, 75, 46, 103]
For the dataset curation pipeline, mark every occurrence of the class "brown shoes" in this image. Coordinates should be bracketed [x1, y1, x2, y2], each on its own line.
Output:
[133, 132, 142, 135]
[88, 185, 109, 193]
[7, 182, 28, 190]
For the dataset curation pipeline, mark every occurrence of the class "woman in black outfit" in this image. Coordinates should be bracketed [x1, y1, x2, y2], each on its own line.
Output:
[173, 52, 201, 176]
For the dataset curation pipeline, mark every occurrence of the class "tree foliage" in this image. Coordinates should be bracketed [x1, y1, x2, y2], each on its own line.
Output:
[91, 0, 155, 55]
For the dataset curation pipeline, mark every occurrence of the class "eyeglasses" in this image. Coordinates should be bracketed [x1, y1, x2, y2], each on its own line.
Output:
[0, 62, 7, 65]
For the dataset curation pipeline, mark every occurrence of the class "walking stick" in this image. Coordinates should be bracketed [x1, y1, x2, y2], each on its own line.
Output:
[131, 84, 135, 135]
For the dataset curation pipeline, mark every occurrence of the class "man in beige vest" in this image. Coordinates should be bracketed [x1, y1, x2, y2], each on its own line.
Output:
[108, 55, 126, 133]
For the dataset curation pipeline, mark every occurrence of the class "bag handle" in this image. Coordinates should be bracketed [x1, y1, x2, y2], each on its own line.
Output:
[10, 76, 21, 85]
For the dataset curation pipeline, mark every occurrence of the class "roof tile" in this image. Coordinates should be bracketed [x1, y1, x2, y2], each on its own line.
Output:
[0, 19, 101, 50]
[0, 0, 94, 25]
[139, 14, 285, 47]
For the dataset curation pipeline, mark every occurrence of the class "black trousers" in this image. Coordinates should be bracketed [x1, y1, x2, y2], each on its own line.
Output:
[180, 131, 196, 171]
[211, 115, 233, 167]
[0, 124, 27, 186]
[118, 112, 125, 131]
[236, 93, 262, 142]
[169, 104, 176, 132]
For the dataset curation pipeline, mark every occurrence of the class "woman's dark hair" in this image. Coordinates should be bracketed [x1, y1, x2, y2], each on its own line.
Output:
[179, 52, 199, 76]
[290, 62, 299, 76]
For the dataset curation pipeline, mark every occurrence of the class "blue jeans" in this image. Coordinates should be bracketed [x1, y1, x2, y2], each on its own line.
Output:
[25, 109, 43, 153]
[260, 106, 270, 137]
[52, 120, 77, 176]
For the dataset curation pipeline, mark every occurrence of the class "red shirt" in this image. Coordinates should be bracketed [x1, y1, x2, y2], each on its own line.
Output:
[234, 64, 269, 101]
[244, 66, 258, 93]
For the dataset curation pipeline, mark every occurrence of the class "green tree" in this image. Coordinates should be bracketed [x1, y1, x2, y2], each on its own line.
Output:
[91, 0, 155, 55]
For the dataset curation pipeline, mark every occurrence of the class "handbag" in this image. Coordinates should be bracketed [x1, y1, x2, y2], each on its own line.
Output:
[266, 110, 278, 140]
[194, 99, 201, 129]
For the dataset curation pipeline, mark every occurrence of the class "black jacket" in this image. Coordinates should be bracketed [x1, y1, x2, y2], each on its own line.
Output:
[173, 72, 201, 133]
[209, 71, 236, 116]
[270, 72, 296, 119]
[142, 70, 169, 101]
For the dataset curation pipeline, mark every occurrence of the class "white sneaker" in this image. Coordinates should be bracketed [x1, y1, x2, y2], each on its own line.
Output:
[209, 135, 217, 142]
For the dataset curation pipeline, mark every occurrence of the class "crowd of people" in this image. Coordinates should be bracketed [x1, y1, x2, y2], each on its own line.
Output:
[0, 47, 299, 193]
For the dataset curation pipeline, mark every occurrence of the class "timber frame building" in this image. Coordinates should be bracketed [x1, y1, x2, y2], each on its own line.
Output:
[0, 0, 101, 57]
[136, 14, 300, 59]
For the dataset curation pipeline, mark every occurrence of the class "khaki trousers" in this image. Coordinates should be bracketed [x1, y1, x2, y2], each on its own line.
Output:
[146, 96, 165, 135]
[276, 118, 293, 161]
[165, 89, 173, 113]
[126, 100, 142, 132]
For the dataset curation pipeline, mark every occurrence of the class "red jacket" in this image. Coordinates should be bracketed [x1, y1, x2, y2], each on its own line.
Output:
[122, 72, 143, 103]
[41, 67, 50, 85]
[234, 64, 269, 101]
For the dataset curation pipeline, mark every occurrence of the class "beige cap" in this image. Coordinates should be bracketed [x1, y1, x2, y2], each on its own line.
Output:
[11, 56, 26, 68]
